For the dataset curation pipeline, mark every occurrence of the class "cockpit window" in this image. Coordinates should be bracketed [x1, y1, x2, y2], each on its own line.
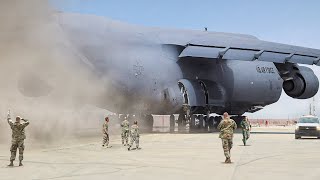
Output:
[298, 117, 319, 123]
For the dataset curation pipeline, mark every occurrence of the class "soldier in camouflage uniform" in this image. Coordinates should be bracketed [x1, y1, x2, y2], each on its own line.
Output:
[102, 117, 110, 147]
[217, 112, 237, 163]
[121, 117, 130, 146]
[128, 120, 140, 151]
[7, 111, 30, 167]
[240, 116, 251, 146]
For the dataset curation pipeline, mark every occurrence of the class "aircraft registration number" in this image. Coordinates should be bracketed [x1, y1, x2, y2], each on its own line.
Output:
[256, 66, 275, 74]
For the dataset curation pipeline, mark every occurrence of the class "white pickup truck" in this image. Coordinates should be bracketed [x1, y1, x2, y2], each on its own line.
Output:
[295, 115, 320, 139]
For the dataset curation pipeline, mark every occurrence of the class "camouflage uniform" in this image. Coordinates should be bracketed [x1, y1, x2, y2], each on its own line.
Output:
[217, 117, 237, 162]
[102, 121, 109, 147]
[121, 119, 130, 145]
[240, 118, 251, 146]
[7, 117, 29, 164]
[128, 124, 140, 150]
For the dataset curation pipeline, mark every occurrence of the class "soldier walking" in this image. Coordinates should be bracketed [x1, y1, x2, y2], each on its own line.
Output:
[102, 117, 110, 148]
[121, 117, 130, 146]
[240, 116, 251, 146]
[217, 112, 237, 163]
[128, 120, 140, 151]
[7, 110, 30, 167]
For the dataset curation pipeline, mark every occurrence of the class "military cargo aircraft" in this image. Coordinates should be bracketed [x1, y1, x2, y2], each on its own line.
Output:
[43, 13, 320, 131]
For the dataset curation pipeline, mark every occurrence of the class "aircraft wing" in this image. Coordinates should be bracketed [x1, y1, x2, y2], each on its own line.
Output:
[178, 35, 320, 66]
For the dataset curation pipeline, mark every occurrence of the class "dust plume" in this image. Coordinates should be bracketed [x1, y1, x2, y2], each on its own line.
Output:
[0, 0, 112, 143]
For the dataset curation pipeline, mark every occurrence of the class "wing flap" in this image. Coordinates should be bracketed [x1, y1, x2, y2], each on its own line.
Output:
[179, 46, 223, 59]
[179, 44, 320, 66]
[289, 55, 316, 65]
[223, 49, 257, 61]
[258, 52, 289, 63]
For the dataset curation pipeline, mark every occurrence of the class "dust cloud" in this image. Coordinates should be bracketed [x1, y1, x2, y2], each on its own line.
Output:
[0, 0, 114, 144]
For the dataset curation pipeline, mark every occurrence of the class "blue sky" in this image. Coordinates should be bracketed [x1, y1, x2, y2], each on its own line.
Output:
[50, 0, 320, 118]
[51, 0, 320, 48]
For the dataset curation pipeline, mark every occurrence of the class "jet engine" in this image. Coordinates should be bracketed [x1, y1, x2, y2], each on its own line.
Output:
[278, 64, 319, 99]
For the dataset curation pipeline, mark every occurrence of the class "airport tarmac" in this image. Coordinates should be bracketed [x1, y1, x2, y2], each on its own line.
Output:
[0, 127, 319, 180]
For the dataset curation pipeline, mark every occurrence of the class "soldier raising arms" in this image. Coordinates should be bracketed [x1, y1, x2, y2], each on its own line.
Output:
[7, 110, 30, 167]
[217, 112, 237, 163]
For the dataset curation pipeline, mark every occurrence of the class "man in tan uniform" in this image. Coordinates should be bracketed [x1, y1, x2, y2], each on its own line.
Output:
[102, 117, 110, 148]
[121, 117, 130, 146]
[7, 110, 30, 167]
[217, 112, 237, 163]
[128, 120, 140, 151]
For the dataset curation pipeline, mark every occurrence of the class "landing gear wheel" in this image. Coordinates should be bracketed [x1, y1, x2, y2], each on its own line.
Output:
[140, 114, 153, 133]
[189, 114, 196, 133]
[198, 115, 204, 132]
[178, 113, 186, 132]
[146, 114, 154, 133]
[204, 116, 209, 132]
[170, 114, 175, 133]
[214, 116, 222, 129]
[208, 116, 214, 132]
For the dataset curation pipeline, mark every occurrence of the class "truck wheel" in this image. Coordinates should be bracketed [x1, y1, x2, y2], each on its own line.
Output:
[295, 135, 300, 139]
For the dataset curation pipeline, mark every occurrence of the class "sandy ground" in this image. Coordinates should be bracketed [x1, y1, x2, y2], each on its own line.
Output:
[0, 126, 319, 180]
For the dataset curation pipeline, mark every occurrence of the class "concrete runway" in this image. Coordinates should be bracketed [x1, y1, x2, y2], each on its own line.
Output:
[0, 127, 320, 180]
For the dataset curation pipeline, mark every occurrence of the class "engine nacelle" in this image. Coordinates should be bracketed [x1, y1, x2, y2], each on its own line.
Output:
[281, 65, 319, 99]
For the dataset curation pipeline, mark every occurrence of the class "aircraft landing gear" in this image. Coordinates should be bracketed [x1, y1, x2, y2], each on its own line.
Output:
[189, 114, 211, 133]
[208, 116, 215, 132]
[189, 114, 196, 132]
[178, 113, 187, 132]
[170, 114, 175, 133]
[198, 115, 204, 132]
[138, 114, 154, 133]
[145, 114, 154, 133]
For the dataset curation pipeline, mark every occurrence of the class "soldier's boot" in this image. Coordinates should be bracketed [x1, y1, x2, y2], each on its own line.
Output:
[224, 158, 228, 163]
[242, 139, 246, 146]
[19, 161, 23, 166]
[8, 161, 14, 167]
[226, 158, 231, 163]
[128, 145, 131, 151]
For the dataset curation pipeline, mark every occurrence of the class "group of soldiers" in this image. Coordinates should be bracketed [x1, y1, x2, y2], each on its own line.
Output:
[217, 112, 251, 163]
[102, 116, 140, 151]
[5, 110, 250, 167]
